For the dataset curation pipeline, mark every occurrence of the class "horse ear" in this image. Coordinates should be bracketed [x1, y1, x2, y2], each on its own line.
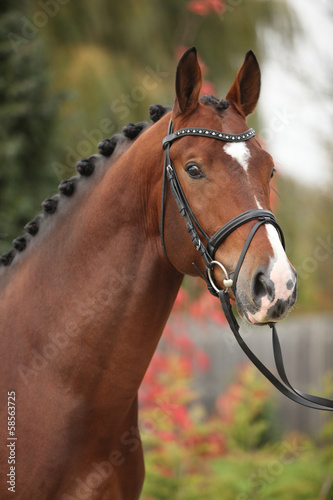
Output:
[226, 50, 261, 117]
[173, 47, 202, 117]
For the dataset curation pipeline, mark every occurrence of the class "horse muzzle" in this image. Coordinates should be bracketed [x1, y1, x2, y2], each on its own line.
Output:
[235, 264, 297, 325]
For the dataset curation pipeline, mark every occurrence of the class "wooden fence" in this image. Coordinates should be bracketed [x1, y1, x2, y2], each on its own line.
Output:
[170, 313, 333, 436]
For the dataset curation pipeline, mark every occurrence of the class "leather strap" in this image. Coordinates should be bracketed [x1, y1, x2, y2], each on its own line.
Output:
[161, 120, 212, 268]
[230, 217, 284, 295]
[166, 163, 212, 267]
[219, 290, 333, 411]
[160, 120, 173, 263]
[208, 209, 285, 259]
[161, 119, 333, 411]
[163, 127, 255, 149]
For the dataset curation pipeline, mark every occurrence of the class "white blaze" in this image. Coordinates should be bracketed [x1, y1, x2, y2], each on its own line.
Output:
[223, 142, 251, 171]
[247, 198, 296, 323]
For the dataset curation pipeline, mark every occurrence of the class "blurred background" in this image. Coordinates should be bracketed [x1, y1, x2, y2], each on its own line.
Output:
[1, 0, 333, 498]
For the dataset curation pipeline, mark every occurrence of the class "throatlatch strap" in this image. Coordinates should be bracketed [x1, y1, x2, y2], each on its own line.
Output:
[219, 290, 333, 411]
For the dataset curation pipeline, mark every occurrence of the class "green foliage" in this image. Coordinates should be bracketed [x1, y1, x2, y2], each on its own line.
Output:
[0, 1, 59, 253]
[212, 448, 329, 500]
[33, 0, 297, 182]
[141, 377, 333, 499]
[140, 300, 333, 500]
[216, 364, 278, 450]
[140, 336, 333, 500]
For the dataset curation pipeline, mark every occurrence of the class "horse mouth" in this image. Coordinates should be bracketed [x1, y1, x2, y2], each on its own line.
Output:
[235, 286, 297, 326]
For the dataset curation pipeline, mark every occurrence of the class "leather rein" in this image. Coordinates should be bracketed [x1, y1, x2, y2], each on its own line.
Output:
[161, 119, 333, 411]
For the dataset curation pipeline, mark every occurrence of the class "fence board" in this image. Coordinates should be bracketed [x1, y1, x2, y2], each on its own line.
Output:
[168, 313, 333, 436]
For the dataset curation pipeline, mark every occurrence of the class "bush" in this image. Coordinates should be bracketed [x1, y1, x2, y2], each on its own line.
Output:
[139, 289, 333, 500]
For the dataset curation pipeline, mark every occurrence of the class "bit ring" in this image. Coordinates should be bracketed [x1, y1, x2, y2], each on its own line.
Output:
[207, 260, 233, 293]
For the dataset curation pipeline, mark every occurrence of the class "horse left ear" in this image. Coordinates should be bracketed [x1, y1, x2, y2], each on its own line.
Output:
[173, 47, 202, 117]
[226, 50, 261, 117]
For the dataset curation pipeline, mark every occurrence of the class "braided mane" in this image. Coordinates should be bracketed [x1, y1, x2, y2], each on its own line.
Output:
[0, 104, 171, 273]
[0, 96, 226, 273]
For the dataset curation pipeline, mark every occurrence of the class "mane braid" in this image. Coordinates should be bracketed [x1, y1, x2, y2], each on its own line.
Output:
[0, 105, 170, 275]
[13, 235, 30, 252]
[200, 94, 229, 112]
[58, 177, 77, 197]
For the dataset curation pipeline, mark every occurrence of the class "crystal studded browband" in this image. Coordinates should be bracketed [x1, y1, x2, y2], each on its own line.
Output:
[162, 127, 255, 149]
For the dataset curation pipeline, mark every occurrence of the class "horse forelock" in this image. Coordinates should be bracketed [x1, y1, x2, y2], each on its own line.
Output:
[0, 106, 172, 282]
[199, 94, 229, 113]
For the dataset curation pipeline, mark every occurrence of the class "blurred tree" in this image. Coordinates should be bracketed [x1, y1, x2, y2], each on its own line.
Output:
[4, 0, 329, 312]
[0, 0, 59, 253]
[38, 0, 297, 181]
[43, 0, 297, 97]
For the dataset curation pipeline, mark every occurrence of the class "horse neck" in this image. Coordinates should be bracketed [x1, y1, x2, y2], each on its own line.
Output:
[1, 115, 183, 408]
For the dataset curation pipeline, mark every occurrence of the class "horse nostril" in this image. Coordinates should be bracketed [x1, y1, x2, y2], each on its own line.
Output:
[252, 271, 275, 304]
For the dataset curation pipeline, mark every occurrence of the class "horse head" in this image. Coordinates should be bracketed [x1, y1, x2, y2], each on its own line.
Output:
[161, 47, 297, 325]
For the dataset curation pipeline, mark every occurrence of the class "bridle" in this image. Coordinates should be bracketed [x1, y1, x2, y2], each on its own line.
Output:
[161, 120, 284, 295]
[161, 118, 333, 411]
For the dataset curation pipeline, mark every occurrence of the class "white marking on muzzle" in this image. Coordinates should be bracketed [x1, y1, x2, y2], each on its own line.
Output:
[266, 223, 294, 299]
[249, 198, 296, 322]
[223, 142, 251, 171]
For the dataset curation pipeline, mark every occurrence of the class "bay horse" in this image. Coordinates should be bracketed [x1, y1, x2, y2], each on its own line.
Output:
[0, 48, 297, 499]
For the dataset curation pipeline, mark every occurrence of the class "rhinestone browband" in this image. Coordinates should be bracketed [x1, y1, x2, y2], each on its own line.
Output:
[162, 127, 255, 149]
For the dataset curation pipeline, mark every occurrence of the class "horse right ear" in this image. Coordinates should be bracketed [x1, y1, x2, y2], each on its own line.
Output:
[173, 47, 202, 117]
[226, 50, 261, 117]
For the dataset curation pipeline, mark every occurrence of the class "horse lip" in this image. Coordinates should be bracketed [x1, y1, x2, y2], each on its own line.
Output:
[235, 290, 270, 325]
[235, 290, 258, 324]
[235, 291, 292, 325]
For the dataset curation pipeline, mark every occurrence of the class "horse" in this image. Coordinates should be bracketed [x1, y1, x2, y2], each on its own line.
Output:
[0, 47, 297, 499]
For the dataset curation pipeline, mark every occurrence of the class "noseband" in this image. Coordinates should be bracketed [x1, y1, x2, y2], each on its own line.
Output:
[161, 118, 333, 412]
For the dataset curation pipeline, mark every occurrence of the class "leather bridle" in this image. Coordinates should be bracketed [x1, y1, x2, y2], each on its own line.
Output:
[161, 119, 283, 295]
[161, 118, 333, 411]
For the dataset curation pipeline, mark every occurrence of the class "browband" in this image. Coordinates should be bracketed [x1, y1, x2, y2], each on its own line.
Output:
[162, 127, 255, 149]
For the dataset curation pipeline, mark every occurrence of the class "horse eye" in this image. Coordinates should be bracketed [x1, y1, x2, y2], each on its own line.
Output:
[186, 164, 203, 179]
[270, 167, 276, 179]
